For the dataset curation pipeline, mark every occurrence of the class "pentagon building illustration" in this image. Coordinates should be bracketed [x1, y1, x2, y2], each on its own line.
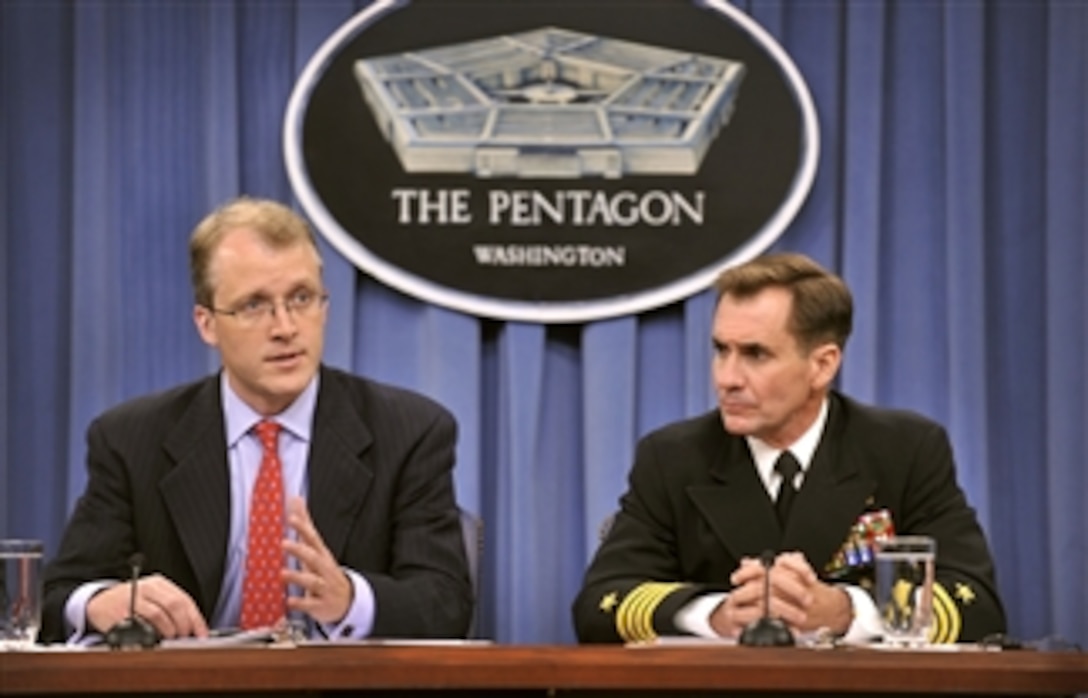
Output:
[352, 27, 746, 178]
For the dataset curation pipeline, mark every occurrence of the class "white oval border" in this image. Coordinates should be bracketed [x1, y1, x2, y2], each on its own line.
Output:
[284, 0, 820, 323]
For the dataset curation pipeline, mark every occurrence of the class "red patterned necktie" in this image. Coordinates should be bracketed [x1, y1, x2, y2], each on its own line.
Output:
[240, 419, 286, 629]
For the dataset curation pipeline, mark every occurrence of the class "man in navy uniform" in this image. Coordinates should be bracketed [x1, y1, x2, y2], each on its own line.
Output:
[574, 253, 1005, 644]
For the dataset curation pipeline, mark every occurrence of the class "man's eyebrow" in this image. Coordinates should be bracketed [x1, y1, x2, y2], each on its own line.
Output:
[736, 341, 770, 354]
[231, 290, 269, 303]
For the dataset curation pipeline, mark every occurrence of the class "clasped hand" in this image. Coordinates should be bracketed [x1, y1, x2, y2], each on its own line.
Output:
[709, 551, 852, 639]
[86, 496, 352, 639]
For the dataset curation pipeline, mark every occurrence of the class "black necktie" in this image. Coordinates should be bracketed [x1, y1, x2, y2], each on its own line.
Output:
[774, 451, 801, 526]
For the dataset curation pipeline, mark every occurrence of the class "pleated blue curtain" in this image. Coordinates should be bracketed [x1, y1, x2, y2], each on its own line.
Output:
[1, 0, 1084, 647]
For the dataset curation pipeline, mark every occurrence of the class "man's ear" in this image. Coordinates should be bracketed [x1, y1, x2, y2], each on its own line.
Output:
[193, 305, 218, 347]
[810, 342, 842, 390]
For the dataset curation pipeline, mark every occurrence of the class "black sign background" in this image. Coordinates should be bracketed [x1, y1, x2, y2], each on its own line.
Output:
[290, 0, 815, 320]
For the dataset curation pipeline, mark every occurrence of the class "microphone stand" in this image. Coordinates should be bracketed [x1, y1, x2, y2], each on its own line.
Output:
[105, 553, 161, 650]
[738, 550, 795, 647]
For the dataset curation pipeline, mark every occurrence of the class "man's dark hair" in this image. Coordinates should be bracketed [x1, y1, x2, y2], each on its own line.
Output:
[714, 252, 853, 351]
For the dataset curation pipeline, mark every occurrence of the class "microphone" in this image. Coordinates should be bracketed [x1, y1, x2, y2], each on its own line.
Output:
[738, 550, 795, 647]
[105, 553, 161, 650]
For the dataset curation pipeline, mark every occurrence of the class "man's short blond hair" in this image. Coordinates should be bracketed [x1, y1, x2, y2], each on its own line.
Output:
[189, 197, 321, 307]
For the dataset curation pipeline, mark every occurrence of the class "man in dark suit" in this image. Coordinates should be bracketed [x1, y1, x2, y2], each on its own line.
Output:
[573, 253, 1005, 644]
[41, 197, 471, 643]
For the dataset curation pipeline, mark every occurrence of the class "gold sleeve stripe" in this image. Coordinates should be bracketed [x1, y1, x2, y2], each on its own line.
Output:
[615, 582, 687, 643]
[930, 582, 961, 643]
[618, 582, 683, 642]
[931, 592, 951, 643]
[622, 587, 655, 641]
[624, 584, 671, 641]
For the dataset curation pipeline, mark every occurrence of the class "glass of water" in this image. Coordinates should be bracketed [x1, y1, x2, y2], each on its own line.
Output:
[875, 535, 935, 647]
[1, 539, 43, 650]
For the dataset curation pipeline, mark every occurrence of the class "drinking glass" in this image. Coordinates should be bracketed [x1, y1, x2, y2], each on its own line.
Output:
[875, 535, 935, 647]
[1, 539, 43, 650]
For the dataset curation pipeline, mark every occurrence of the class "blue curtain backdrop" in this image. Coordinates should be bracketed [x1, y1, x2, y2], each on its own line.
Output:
[2, 0, 1085, 647]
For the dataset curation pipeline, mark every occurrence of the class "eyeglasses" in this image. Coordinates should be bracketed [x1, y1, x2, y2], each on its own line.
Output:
[208, 288, 329, 327]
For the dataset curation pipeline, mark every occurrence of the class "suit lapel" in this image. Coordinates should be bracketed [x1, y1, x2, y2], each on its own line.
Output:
[160, 377, 230, 613]
[306, 368, 374, 558]
[783, 395, 877, 574]
[687, 434, 782, 560]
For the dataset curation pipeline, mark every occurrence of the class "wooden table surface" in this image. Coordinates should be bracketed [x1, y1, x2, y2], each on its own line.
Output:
[2, 642, 1086, 697]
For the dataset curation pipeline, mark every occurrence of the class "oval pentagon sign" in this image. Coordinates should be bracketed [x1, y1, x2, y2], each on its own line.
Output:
[284, 0, 819, 323]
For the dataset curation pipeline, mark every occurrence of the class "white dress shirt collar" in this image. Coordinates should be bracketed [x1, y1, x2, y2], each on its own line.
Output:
[747, 397, 829, 496]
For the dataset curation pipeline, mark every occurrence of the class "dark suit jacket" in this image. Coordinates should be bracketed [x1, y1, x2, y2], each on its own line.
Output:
[41, 365, 472, 642]
[573, 392, 1005, 643]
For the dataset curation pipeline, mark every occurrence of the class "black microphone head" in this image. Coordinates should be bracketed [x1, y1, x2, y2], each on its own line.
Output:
[759, 549, 775, 568]
[129, 553, 145, 571]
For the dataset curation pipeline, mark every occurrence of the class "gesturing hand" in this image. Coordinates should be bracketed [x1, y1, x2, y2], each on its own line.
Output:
[282, 496, 354, 625]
